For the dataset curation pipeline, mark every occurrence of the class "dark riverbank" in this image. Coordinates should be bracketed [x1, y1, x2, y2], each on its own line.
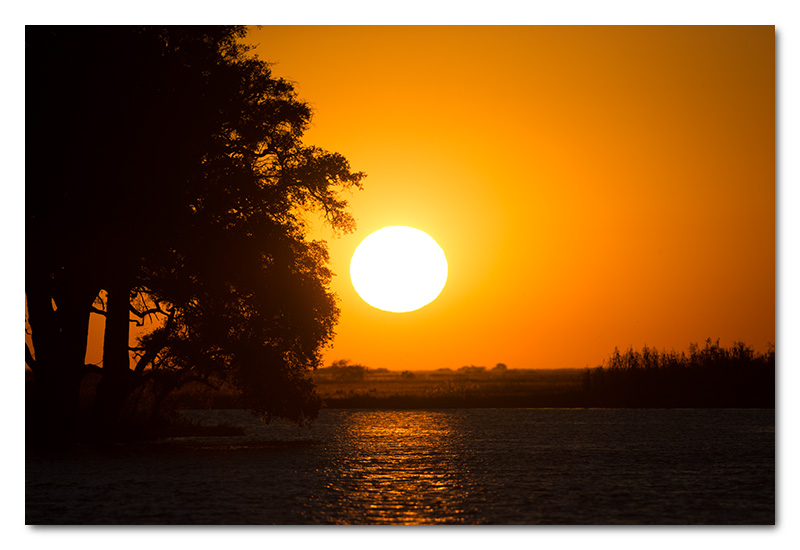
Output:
[159, 363, 775, 412]
[315, 341, 775, 410]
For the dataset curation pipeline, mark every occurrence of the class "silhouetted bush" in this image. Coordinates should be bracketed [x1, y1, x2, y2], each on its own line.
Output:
[316, 360, 369, 382]
[457, 366, 486, 376]
[491, 363, 508, 375]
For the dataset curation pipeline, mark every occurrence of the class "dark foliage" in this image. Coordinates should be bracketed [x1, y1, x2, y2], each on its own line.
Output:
[26, 25, 364, 444]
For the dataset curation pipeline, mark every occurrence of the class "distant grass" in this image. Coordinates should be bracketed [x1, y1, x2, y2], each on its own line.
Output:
[314, 368, 586, 408]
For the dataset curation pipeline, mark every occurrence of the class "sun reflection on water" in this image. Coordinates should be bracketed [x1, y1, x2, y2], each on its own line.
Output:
[304, 410, 482, 524]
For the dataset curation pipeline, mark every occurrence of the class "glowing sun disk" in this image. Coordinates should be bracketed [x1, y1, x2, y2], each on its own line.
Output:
[350, 226, 448, 313]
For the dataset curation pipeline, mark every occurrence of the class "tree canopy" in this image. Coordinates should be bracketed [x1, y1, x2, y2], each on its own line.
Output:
[25, 26, 364, 444]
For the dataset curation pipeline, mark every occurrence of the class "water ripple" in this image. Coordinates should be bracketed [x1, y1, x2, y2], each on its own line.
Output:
[26, 409, 774, 524]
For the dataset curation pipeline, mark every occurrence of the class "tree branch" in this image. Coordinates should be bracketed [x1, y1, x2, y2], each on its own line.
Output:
[93, 292, 106, 312]
[225, 141, 275, 159]
[129, 304, 168, 319]
[129, 298, 173, 326]
[133, 344, 166, 376]
[90, 306, 107, 316]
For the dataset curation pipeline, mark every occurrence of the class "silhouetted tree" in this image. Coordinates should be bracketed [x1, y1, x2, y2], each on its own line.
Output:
[26, 26, 364, 444]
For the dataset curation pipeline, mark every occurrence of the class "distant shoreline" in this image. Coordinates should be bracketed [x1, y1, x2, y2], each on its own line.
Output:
[312, 360, 774, 410]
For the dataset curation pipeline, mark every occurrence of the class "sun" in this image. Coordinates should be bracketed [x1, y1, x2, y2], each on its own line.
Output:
[350, 226, 448, 313]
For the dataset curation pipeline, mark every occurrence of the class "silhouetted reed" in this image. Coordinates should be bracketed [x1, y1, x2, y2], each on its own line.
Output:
[581, 339, 775, 408]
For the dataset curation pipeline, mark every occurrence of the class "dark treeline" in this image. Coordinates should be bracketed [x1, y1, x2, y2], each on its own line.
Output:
[313, 340, 774, 410]
[581, 339, 775, 408]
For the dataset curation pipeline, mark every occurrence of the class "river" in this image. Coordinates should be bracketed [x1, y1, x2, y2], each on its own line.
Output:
[26, 408, 774, 524]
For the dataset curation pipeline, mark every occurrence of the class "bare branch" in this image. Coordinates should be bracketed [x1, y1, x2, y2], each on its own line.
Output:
[129, 304, 168, 319]
[129, 297, 173, 326]
[90, 306, 107, 316]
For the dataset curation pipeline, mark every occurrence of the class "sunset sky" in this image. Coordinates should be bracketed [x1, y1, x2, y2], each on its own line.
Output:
[242, 25, 774, 372]
[10, 4, 797, 545]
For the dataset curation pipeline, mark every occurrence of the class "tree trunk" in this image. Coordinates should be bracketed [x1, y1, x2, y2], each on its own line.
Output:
[27, 359, 85, 447]
[26, 285, 92, 448]
[92, 275, 135, 437]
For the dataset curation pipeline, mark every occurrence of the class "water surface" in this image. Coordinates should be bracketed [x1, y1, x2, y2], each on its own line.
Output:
[26, 408, 774, 524]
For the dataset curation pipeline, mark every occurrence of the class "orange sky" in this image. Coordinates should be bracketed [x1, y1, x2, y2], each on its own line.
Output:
[243, 26, 774, 371]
